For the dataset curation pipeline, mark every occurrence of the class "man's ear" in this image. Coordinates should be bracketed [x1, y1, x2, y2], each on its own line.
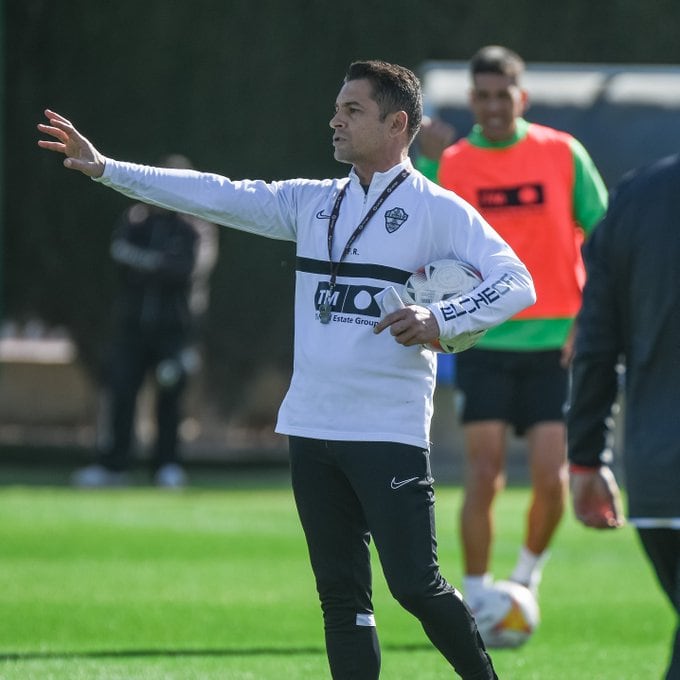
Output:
[519, 88, 530, 115]
[390, 110, 409, 137]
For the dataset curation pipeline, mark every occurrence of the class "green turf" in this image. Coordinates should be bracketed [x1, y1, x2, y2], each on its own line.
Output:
[0, 480, 673, 679]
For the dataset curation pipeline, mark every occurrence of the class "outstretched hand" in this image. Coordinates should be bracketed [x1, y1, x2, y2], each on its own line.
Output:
[570, 465, 625, 529]
[37, 109, 106, 178]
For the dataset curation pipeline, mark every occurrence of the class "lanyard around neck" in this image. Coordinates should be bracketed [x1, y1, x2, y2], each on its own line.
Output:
[326, 168, 410, 290]
[318, 168, 410, 324]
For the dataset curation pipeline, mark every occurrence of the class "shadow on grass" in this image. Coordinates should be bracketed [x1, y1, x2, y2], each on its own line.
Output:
[0, 643, 432, 662]
[0, 444, 293, 489]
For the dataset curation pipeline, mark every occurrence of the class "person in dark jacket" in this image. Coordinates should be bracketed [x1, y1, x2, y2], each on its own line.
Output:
[567, 153, 680, 680]
[73, 155, 217, 488]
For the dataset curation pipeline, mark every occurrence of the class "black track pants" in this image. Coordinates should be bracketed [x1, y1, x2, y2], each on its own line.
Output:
[289, 437, 497, 680]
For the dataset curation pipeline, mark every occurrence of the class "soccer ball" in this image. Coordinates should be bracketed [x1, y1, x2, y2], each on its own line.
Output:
[473, 580, 540, 648]
[401, 259, 486, 353]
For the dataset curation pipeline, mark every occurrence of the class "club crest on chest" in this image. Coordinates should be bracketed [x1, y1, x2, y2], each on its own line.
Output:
[384, 207, 408, 233]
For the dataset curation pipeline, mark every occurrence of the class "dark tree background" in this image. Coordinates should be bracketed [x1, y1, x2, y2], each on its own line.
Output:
[4, 0, 680, 415]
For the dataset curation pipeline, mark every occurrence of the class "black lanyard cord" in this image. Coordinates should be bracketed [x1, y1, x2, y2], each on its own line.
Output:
[326, 168, 410, 291]
[318, 168, 410, 324]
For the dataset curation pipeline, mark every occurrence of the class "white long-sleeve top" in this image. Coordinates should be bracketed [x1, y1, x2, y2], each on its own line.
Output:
[96, 158, 535, 448]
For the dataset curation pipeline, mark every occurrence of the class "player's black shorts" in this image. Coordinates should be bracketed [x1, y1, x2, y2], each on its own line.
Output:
[455, 348, 568, 435]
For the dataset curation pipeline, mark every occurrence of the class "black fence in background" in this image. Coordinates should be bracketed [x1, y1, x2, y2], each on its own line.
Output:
[4, 2, 680, 443]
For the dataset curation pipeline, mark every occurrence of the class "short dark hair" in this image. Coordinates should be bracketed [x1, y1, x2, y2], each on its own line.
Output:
[345, 60, 423, 143]
[470, 45, 525, 83]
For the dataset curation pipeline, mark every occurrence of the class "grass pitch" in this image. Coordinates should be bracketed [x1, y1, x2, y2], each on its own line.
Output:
[0, 469, 673, 679]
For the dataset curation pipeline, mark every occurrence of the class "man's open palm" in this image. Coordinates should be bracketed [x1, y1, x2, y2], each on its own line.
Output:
[37, 109, 105, 178]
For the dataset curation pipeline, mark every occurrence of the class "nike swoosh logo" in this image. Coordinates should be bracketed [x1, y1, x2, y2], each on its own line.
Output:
[390, 476, 419, 490]
[315, 210, 332, 219]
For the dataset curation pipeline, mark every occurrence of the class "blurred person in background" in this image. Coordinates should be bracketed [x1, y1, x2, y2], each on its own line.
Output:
[567, 153, 680, 680]
[416, 45, 608, 612]
[73, 154, 218, 488]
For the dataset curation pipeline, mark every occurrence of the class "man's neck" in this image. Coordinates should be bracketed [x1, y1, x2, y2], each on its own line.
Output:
[353, 151, 408, 186]
[470, 118, 529, 148]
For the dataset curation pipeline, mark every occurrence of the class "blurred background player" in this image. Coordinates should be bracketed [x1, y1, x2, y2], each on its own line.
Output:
[73, 154, 218, 488]
[568, 153, 680, 680]
[416, 45, 608, 609]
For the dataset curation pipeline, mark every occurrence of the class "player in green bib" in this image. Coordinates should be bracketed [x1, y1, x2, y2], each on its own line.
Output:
[417, 45, 608, 619]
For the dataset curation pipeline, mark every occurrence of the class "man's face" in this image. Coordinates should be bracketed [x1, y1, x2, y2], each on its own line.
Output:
[330, 78, 392, 167]
[469, 73, 528, 142]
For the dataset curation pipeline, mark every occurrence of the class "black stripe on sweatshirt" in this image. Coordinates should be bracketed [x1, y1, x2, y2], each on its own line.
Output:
[296, 257, 412, 285]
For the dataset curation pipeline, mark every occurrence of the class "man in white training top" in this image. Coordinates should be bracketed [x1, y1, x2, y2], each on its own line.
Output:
[38, 60, 535, 680]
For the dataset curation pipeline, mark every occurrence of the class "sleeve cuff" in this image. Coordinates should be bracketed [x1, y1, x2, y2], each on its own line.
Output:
[91, 157, 112, 183]
[427, 303, 446, 339]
